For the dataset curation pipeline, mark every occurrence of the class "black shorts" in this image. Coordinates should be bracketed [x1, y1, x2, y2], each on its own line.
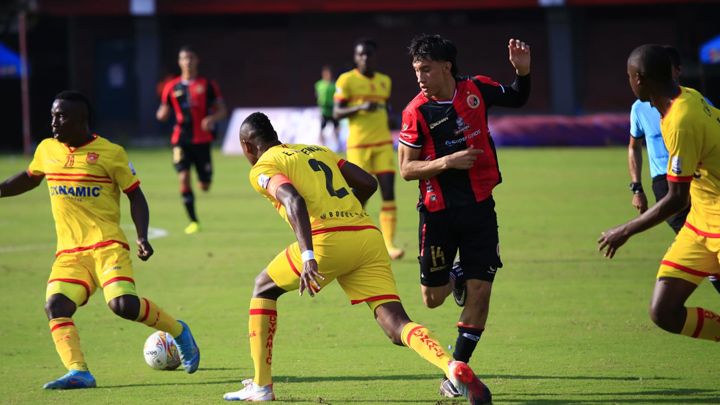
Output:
[172, 143, 213, 183]
[417, 196, 502, 287]
[321, 115, 339, 129]
[652, 175, 690, 234]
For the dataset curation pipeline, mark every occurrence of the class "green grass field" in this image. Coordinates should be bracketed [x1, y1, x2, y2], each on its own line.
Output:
[1, 147, 718, 404]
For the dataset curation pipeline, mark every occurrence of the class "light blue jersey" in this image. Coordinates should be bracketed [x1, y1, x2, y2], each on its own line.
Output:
[631, 95, 714, 179]
[630, 100, 667, 179]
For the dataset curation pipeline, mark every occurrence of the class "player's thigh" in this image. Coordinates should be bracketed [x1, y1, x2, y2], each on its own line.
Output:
[335, 229, 400, 311]
[46, 251, 98, 307]
[456, 198, 502, 283]
[371, 144, 396, 176]
[192, 143, 213, 184]
[418, 208, 457, 287]
[658, 227, 720, 285]
[90, 245, 139, 303]
[266, 237, 347, 293]
[346, 147, 374, 173]
[172, 144, 192, 173]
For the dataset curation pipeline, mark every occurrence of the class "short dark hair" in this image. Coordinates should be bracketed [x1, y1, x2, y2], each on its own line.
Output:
[408, 34, 458, 76]
[354, 37, 377, 51]
[179, 45, 197, 55]
[242, 112, 278, 143]
[54, 90, 92, 120]
[628, 44, 672, 82]
[663, 45, 682, 68]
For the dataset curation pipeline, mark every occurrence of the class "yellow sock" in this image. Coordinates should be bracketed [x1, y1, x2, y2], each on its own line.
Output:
[49, 318, 88, 371]
[380, 201, 398, 249]
[137, 297, 183, 337]
[249, 298, 277, 386]
[680, 307, 720, 341]
[401, 322, 453, 377]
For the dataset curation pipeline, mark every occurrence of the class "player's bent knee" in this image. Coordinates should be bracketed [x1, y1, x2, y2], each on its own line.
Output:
[108, 295, 141, 320]
[423, 294, 446, 309]
[45, 294, 77, 319]
[648, 301, 684, 333]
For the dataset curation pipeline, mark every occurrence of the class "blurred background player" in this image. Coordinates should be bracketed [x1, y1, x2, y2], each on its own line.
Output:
[223, 112, 491, 404]
[333, 38, 404, 260]
[314, 64, 341, 151]
[0, 91, 199, 389]
[627, 45, 720, 294]
[399, 34, 530, 398]
[599, 44, 720, 343]
[156, 45, 227, 234]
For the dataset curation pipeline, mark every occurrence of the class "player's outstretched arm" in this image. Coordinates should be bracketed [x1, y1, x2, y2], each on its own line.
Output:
[127, 186, 154, 261]
[0, 171, 43, 198]
[598, 181, 690, 258]
[339, 161, 377, 206]
[275, 183, 324, 297]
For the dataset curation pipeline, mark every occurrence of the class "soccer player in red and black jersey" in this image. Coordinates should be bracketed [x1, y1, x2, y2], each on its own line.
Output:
[398, 34, 530, 398]
[157, 45, 227, 234]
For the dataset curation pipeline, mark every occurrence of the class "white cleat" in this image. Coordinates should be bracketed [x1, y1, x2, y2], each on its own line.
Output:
[224, 379, 275, 402]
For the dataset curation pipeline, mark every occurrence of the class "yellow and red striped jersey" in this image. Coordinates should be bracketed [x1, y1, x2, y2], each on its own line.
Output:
[334, 69, 392, 149]
[28, 135, 140, 255]
[249, 144, 376, 234]
[663, 86, 720, 235]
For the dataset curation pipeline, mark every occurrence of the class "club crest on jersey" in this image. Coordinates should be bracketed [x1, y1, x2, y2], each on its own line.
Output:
[195, 84, 205, 94]
[86, 153, 99, 165]
[467, 94, 480, 109]
[671, 156, 682, 175]
[454, 117, 471, 134]
[402, 123, 409, 131]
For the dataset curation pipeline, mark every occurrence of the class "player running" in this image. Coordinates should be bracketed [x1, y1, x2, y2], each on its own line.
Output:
[0, 91, 199, 389]
[599, 44, 720, 342]
[222, 112, 491, 404]
[157, 45, 227, 234]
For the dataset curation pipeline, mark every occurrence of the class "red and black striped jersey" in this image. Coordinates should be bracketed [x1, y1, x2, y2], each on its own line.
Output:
[161, 76, 223, 145]
[399, 74, 530, 212]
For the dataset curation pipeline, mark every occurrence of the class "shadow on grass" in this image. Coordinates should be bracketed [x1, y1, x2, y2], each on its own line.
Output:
[499, 387, 720, 404]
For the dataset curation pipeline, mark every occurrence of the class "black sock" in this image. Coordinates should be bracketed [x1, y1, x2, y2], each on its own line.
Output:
[453, 325, 484, 363]
[182, 190, 197, 222]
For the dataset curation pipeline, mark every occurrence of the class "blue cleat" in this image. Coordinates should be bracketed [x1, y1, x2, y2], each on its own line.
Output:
[43, 369, 96, 389]
[174, 320, 200, 374]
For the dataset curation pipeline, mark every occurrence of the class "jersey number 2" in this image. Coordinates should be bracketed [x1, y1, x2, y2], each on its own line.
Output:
[308, 159, 349, 199]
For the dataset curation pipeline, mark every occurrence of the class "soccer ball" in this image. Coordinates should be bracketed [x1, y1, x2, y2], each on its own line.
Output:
[143, 331, 182, 370]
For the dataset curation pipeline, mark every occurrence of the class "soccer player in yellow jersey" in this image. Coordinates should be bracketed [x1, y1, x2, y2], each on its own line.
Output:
[599, 45, 720, 342]
[0, 91, 199, 389]
[223, 112, 491, 404]
[333, 38, 404, 260]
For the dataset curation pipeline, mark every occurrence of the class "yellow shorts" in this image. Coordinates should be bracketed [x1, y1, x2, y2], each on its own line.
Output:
[657, 226, 720, 285]
[346, 142, 396, 175]
[46, 243, 138, 307]
[267, 227, 400, 311]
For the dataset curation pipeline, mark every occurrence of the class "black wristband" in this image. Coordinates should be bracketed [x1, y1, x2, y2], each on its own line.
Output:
[629, 182, 644, 194]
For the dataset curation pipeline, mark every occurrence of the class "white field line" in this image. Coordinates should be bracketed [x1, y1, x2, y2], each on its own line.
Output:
[0, 226, 168, 254]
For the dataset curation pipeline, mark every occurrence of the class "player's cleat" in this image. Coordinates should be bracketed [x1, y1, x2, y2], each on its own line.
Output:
[440, 376, 462, 398]
[448, 360, 492, 405]
[184, 221, 200, 234]
[388, 246, 405, 260]
[43, 369, 97, 389]
[450, 258, 467, 307]
[224, 379, 275, 401]
[174, 320, 200, 374]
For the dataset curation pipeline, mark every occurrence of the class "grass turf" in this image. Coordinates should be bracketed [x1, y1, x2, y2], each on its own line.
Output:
[0, 146, 718, 404]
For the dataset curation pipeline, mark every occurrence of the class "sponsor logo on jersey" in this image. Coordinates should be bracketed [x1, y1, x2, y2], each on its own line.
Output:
[429, 116, 448, 129]
[454, 117, 471, 134]
[402, 123, 409, 131]
[86, 153, 99, 165]
[467, 94, 480, 108]
[128, 162, 136, 175]
[173, 89, 184, 98]
[258, 173, 271, 189]
[446, 128, 483, 146]
[50, 185, 101, 197]
[671, 156, 682, 175]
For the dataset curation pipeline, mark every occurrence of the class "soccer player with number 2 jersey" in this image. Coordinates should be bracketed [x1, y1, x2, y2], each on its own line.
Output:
[223, 112, 491, 404]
